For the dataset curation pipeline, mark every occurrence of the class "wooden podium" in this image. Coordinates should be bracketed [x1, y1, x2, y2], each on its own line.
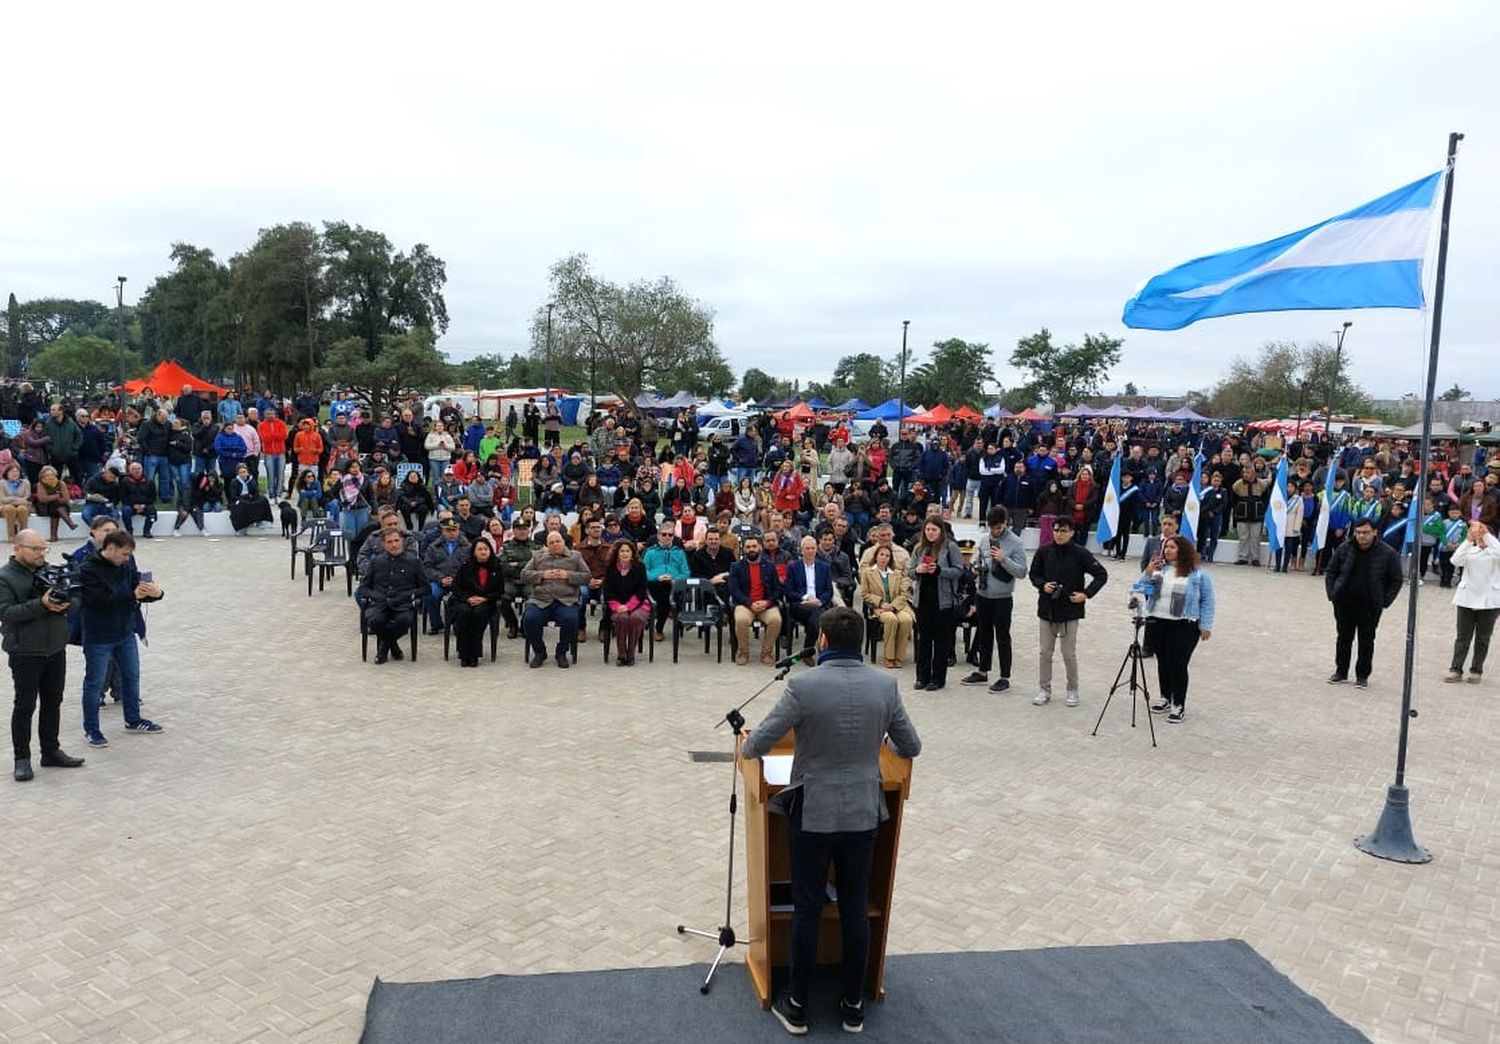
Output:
[738, 731, 914, 1008]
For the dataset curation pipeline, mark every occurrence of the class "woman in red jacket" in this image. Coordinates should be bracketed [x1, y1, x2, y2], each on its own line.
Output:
[769, 459, 805, 515]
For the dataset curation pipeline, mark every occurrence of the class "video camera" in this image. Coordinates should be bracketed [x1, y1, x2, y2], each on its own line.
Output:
[35, 561, 80, 607]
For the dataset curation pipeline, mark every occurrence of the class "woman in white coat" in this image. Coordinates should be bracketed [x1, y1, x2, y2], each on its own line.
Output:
[1445, 520, 1500, 684]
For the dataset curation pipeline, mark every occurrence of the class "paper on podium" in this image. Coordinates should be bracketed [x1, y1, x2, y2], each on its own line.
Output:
[762, 755, 793, 786]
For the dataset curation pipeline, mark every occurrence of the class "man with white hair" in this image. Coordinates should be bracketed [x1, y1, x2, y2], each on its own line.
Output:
[785, 535, 834, 662]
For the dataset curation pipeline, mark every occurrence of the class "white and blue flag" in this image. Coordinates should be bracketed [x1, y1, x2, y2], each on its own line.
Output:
[1123, 171, 1442, 330]
[1310, 457, 1339, 557]
[1266, 456, 1290, 555]
[1095, 455, 1123, 546]
[1181, 451, 1204, 544]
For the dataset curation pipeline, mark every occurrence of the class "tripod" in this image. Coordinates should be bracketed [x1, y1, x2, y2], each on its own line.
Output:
[1091, 610, 1157, 748]
[677, 662, 793, 993]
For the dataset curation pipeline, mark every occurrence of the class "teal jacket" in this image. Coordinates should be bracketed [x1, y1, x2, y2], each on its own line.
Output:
[641, 542, 690, 583]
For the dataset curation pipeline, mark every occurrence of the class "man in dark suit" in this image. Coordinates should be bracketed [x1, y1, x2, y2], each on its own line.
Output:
[728, 534, 783, 665]
[783, 535, 833, 662]
[742, 607, 922, 1035]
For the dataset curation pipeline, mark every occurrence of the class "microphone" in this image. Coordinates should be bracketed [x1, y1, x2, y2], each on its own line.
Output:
[770, 651, 807, 669]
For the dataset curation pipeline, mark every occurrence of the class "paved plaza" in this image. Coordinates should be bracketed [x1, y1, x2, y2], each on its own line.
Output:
[2, 531, 1497, 1043]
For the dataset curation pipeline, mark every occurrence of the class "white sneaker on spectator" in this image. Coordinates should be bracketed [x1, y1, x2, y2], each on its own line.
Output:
[1065, 690, 1081, 707]
[1033, 689, 1051, 706]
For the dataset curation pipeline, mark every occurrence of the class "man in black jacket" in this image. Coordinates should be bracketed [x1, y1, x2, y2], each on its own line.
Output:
[0, 534, 85, 780]
[1028, 518, 1108, 707]
[356, 528, 424, 664]
[79, 530, 164, 745]
[1324, 518, 1405, 688]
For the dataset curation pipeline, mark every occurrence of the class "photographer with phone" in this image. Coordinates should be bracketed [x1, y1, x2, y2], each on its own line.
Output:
[0, 533, 86, 781]
[1028, 517, 1108, 707]
[79, 531, 165, 746]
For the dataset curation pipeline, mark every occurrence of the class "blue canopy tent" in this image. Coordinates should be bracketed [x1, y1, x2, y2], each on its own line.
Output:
[982, 404, 1013, 419]
[854, 398, 918, 421]
[834, 397, 871, 412]
[1128, 404, 1163, 419]
[805, 396, 831, 410]
[1159, 406, 1213, 422]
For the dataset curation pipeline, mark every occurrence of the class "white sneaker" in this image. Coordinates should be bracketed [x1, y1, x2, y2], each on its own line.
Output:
[1033, 690, 1051, 705]
[1065, 691, 1081, 707]
[173, 528, 183, 538]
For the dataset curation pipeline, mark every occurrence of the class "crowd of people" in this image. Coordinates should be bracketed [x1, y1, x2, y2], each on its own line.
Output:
[6, 376, 1499, 781]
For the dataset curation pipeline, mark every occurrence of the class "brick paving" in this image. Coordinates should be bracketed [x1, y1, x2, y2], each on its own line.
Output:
[2, 532, 1496, 1042]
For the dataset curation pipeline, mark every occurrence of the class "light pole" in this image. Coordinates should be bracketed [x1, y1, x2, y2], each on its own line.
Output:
[897, 319, 910, 433]
[544, 301, 554, 409]
[1325, 320, 1352, 439]
[114, 276, 128, 401]
[1295, 379, 1310, 442]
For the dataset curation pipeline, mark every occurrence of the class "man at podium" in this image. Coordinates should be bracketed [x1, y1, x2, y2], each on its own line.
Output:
[741, 607, 922, 1035]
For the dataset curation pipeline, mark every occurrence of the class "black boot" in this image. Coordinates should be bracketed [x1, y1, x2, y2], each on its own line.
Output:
[374, 638, 389, 664]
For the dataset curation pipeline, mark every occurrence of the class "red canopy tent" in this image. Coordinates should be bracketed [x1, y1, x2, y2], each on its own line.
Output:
[1014, 407, 1049, 421]
[779, 401, 816, 420]
[906, 404, 953, 426]
[953, 405, 983, 422]
[122, 360, 229, 398]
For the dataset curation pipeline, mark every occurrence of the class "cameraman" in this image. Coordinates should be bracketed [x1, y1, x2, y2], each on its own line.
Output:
[0, 533, 86, 781]
[1028, 517, 1108, 707]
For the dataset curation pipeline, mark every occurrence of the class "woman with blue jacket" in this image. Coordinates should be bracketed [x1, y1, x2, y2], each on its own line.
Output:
[1132, 534, 1215, 723]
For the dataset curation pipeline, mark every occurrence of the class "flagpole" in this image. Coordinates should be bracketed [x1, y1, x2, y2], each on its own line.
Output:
[1353, 131, 1463, 864]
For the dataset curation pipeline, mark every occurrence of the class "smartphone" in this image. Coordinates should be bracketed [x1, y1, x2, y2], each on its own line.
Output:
[139, 571, 153, 583]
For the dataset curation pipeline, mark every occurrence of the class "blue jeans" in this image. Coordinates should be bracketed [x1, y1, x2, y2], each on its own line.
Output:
[82, 636, 142, 734]
[121, 503, 158, 535]
[171, 463, 192, 506]
[143, 454, 171, 502]
[264, 454, 285, 499]
[341, 507, 370, 537]
[79, 459, 101, 483]
[523, 601, 579, 657]
[82, 503, 119, 525]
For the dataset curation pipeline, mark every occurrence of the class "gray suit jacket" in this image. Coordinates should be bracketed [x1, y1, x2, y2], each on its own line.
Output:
[742, 658, 921, 833]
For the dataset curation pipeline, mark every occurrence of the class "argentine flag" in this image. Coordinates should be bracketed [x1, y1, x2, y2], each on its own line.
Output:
[1181, 451, 1204, 544]
[1123, 171, 1442, 330]
[1095, 455, 1123, 546]
[1310, 457, 1339, 557]
[1266, 456, 1290, 555]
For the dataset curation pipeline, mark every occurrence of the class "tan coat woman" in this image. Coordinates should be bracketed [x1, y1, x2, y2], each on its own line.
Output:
[859, 545, 915, 668]
[0, 464, 31, 541]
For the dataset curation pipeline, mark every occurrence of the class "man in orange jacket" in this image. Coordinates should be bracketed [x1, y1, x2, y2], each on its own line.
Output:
[259, 410, 290, 498]
[292, 418, 325, 480]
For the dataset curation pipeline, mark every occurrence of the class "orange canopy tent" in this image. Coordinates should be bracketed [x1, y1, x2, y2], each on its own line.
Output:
[906, 404, 953, 426]
[778, 401, 816, 421]
[953, 405, 983, 422]
[122, 360, 229, 398]
[1013, 407, 1049, 421]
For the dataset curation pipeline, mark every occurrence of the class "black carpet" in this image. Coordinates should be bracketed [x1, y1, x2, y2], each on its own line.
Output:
[360, 939, 1369, 1043]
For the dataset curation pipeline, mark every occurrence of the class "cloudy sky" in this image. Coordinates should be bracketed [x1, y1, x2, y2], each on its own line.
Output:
[2, 1, 1495, 400]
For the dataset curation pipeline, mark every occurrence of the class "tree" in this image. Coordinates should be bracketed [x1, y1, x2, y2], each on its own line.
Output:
[740, 368, 780, 402]
[1009, 329, 1125, 411]
[4, 293, 18, 376]
[30, 333, 144, 391]
[230, 223, 327, 390]
[903, 338, 995, 408]
[1123, 381, 1139, 397]
[807, 352, 895, 406]
[1203, 340, 1370, 420]
[535, 254, 722, 404]
[659, 353, 735, 398]
[313, 328, 451, 420]
[323, 222, 448, 361]
[449, 352, 513, 389]
[138, 243, 236, 375]
[1440, 383, 1471, 402]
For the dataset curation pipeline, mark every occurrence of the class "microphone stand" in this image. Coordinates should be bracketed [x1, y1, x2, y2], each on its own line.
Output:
[677, 659, 796, 994]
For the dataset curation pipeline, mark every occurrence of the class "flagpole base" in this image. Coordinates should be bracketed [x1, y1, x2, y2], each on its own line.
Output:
[1353, 784, 1432, 864]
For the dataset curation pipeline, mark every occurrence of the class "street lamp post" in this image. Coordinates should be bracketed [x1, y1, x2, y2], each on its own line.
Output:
[897, 319, 910, 433]
[1295, 379, 1309, 439]
[1325, 320, 1353, 439]
[114, 276, 128, 402]
[544, 301, 554, 409]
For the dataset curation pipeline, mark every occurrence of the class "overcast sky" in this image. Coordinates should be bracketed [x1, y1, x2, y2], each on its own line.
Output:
[2, 1, 1495, 400]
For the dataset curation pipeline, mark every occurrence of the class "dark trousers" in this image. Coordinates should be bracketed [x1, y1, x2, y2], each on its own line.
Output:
[1147, 617, 1201, 708]
[1275, 535, 1302, 571]
[1198, 524, 1220, 562]
[914, 605, 956, 686]
[448, 601, 493, 662]
[1437, 548, 1456, 587]
[1453, 606, 1497, 675]
[789, 601, 825, 653]
[788, 807, 878, 1008]
[648, 580, 675, 630]
[10, 650, 65, 760]
[1333, 602, 1381, 680]
[364, 605, 414, 648]
[523, 600, 578, 656]
[973, 596, 1013, 677]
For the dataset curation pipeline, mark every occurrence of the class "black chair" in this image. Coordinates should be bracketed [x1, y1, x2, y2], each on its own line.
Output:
[598, 594, 655, 663]
[862, 604, 885, 662]
[442, 596, 502, 663]
[671, 578, 724, 663]
[306, 530, 351, 596]
[291, 517, 330, 580]
[359, 592, 421, 662]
